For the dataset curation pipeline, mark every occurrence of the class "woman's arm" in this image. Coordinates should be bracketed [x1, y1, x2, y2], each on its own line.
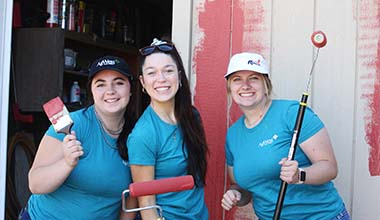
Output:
[119, 196, 138, 220]
[279, 127, 338, 185]
[130, 165, 160, 220]
[28, 132, 83, 193]
[221, 166, 252, 211]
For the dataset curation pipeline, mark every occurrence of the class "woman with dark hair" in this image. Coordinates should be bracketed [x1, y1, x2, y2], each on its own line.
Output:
[23, 56, 138, 220]
[127, 38, 209, 220]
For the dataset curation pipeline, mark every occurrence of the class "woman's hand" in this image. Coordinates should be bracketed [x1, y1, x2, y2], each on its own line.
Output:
[221, 189, 241, 211]
[29, 134, 82, 194]
[279, 158, 299, 184]
[62, 131, 83, 167]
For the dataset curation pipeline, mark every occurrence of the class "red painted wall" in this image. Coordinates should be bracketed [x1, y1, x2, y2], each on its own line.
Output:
[194, 1, 232, 219]
[194, 1, 268, 219]
[358, 0, 380, 176]
[366, 38, 380, 176]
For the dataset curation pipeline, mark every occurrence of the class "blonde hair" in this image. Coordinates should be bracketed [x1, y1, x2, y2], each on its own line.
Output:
[226, 74, 272, 127]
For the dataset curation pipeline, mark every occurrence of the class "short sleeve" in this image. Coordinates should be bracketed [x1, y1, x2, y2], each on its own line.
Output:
[45, 124, 65, 140]
[285, 102, 324, 144]
[127, 131, 157, 166]
[45, 109, 87, 142]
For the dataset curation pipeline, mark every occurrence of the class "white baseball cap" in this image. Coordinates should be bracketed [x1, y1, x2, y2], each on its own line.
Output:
[225, 52, 269, 78]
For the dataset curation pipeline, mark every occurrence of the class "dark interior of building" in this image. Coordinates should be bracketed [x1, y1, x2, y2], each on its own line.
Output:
[6, 0, 173, 219]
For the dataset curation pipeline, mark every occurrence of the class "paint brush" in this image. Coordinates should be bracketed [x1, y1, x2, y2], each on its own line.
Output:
[42, 96, 73, 135]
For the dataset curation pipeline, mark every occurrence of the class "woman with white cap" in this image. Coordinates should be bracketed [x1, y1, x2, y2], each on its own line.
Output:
[221, 52, 350, 220]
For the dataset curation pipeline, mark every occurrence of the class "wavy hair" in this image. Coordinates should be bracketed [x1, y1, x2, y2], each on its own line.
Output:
[138, 40, 208, 186]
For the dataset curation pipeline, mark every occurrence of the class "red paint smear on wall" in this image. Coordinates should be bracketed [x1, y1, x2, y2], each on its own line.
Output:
[366, 39, 380, 176]
[194, 1, 234, 220]
[232, 0, 266, 54]
[230, 0, 267, 126]
[363, 1, 380, 176]
[195, 0, 266, 219]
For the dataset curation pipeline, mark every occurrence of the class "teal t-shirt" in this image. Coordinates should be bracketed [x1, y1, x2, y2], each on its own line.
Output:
[28, 106, 132, 220]
[127, 105, 209, 220]
[226, 100, 344, 220]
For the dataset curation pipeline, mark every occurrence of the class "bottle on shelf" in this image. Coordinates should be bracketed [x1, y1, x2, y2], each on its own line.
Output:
[59, 0, 67, 29]
[99, 12, 106, 38]
[105, 11, 117, 40]
[46, 0, 59, 27]
[77, 1, 85, 32]
[70, 81, 81, 103]
[67, 0, 76, 31]
[83, 7, 94, 34]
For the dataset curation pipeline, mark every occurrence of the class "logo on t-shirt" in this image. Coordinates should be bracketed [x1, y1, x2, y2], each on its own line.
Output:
[122, 160, 129, 166]
[259, 134, 278, 147]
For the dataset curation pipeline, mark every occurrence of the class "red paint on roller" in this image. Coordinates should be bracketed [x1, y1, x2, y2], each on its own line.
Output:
[129, 175, 194, 197]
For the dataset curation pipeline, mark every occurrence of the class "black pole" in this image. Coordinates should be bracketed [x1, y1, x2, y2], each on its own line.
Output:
[272, 93, 309, 220]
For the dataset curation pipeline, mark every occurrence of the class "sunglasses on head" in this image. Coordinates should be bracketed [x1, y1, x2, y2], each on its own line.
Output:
[139, 43, 174, 56]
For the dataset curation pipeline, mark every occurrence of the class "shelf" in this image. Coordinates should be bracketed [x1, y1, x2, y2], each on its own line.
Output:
[64, 31, 138, 55]
[13, 28, 139, 55]
[13, 28, 139, 112]
[64, 69, 89, 78]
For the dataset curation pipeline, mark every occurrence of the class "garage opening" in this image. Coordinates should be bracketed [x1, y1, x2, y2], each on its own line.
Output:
[6, 0, 173, 218]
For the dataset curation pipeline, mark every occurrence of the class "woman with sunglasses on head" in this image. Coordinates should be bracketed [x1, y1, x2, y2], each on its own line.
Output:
[127, 38, 209, 220]
[22, 56, 138, 220]
[220, 53, 350, 220]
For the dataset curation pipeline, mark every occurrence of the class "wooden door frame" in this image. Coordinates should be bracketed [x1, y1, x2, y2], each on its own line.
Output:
[0, 0, 13, 217]
[172, 0, 193, 85]
[0, 1, 194, 218]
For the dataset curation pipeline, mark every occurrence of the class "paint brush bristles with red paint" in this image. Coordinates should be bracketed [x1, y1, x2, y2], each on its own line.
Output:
[43, 96, 73, 135]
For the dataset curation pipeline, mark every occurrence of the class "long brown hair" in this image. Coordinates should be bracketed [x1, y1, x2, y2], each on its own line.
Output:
[138, 40, 208, 186]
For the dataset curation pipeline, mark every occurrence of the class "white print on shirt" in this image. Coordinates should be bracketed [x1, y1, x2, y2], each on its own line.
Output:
[122, 160, 129, 166]
[259, 134, 278, 147]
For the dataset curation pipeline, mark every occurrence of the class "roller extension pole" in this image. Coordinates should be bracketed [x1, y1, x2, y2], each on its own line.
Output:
[273, 31, 327, 220]
[272, 93, 308, 220]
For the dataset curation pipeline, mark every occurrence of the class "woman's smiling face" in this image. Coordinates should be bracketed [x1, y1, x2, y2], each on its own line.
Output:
[140, 52, 180, 104]
[91, 70, 131, 115]
[228, 70, 267, 110]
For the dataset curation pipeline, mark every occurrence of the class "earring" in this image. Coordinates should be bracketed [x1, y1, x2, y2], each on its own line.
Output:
[142, 87, 146, 93]
[178, 71, 182, 88]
